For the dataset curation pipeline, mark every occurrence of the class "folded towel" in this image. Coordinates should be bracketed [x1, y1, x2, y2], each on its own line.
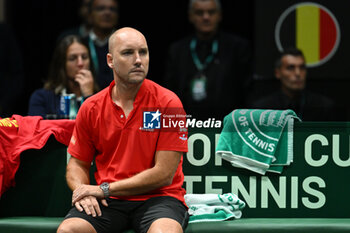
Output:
[216, 109, 300, 175]
[185, 193, 246, 223]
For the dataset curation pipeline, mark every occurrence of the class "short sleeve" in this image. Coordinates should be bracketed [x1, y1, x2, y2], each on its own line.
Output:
[156, 95, 188, 153]
[67, 102, 96, 162]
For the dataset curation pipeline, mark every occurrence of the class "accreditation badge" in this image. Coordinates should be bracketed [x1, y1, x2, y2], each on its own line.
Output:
[191, 74, 207, 101]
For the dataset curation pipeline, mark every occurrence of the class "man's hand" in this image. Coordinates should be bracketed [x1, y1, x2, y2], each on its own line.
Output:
[74, 195, 108, 217]
[66, 157, 108, 217]
[75, 69, 94, 97]
[72, 184, 104, 204]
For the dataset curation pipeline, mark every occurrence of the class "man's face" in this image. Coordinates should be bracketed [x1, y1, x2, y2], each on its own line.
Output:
[189, 0, 222, 35]
[276, 55, 307, 92]
[90, 0, 118, 31]
[107, 31, 149, 85]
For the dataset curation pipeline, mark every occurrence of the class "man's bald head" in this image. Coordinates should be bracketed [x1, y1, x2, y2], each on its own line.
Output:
[106, 27, 149, 85]
[108, 27, 147, 53]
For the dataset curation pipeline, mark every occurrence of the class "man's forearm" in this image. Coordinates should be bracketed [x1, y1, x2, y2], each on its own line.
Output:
[109, 166, 172, 197]
[71, 166, 169, 204]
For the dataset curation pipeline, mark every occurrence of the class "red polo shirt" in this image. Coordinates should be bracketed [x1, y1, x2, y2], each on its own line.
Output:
[68, 79, 188, 204]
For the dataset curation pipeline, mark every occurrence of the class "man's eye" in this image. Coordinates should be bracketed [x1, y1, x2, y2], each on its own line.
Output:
[122, 51, 133, 55]
[194, 10, 204, 16]
[208, 9, 217, 15]
[139, 49, 148, 55]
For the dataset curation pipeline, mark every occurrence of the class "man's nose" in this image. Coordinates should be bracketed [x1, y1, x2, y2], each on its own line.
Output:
[202, 11, 210, 19]
[134, 53, 142, 65]
[295, 67, 302, 78]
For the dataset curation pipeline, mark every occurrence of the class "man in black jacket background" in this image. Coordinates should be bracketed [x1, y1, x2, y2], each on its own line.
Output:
[163, 0, 253, 120]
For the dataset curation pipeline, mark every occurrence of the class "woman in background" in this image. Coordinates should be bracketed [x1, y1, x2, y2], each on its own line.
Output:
[28, 35, 99, 118]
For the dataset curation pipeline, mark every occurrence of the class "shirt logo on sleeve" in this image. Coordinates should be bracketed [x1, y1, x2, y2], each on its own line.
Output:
[70, 135, 76, 145]
[143, 110, 161, 129]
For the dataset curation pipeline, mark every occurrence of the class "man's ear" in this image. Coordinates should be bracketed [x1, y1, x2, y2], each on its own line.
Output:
[106, 53, 114, 69]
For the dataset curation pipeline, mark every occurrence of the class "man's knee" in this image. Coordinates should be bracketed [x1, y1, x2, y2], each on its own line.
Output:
[147, 218, 183, 233]
[57, 218, 96, 233]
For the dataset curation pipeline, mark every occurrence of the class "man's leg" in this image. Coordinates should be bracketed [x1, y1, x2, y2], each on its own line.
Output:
[57, 199, 131, 233]
[57, 218, 97, 233]
[132, 196, 189, 233]
[147, 218, 183, 233]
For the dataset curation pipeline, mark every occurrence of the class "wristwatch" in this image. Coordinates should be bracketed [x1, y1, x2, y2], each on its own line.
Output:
[100, 182, 110, 198]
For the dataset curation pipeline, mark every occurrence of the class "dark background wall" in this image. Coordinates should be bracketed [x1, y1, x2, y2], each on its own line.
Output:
[4, 0, 254, 116]
[3, 0, 349, 120]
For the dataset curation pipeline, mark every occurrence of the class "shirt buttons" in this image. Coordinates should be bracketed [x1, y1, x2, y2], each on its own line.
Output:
[120, 115, 124, 118]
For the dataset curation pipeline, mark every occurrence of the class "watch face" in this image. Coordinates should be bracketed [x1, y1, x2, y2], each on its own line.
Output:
[100, 182, 109, 197]
[101, 183, 109, 190]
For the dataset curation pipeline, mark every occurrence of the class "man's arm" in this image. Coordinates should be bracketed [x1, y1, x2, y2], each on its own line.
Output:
[66, 156, 91, 190]
[67, 156, 107, 217]
[72, 150, 182, 203]
[110, 150, 182, 195]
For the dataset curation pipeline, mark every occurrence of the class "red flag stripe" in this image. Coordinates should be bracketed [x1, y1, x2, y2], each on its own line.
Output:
[319, 8, 337, 60]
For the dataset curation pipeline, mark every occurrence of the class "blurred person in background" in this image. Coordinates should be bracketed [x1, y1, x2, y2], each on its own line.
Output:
[28, 35, 99, 118]
[163, 0, 252, 120]
[85, 0, 119, 89]
[250, 48, 336, 121]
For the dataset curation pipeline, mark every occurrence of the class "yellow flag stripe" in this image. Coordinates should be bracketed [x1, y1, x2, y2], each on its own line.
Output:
[296, 5, 320, 63]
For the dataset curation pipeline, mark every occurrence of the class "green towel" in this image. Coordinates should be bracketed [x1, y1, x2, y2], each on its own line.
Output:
[215, 109, 300, 174]
[185, 193, 246, 223]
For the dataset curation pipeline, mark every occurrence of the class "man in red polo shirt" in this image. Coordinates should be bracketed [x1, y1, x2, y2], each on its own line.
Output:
[57, 27, 189, 233]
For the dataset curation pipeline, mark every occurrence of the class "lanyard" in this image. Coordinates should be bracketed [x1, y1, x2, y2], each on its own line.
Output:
[190, 38, 219, 71]
[88, 38, 99, 74]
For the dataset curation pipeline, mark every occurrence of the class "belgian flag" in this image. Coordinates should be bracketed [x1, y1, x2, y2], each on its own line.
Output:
[277, 3, 340, 67]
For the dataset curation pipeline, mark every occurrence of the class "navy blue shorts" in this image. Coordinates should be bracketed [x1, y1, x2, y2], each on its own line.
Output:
[65, 196, 189, 233]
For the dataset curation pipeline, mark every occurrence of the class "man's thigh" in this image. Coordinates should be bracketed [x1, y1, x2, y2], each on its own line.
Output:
[62, 199, 133, 233]
[131, 196, 189, 233]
